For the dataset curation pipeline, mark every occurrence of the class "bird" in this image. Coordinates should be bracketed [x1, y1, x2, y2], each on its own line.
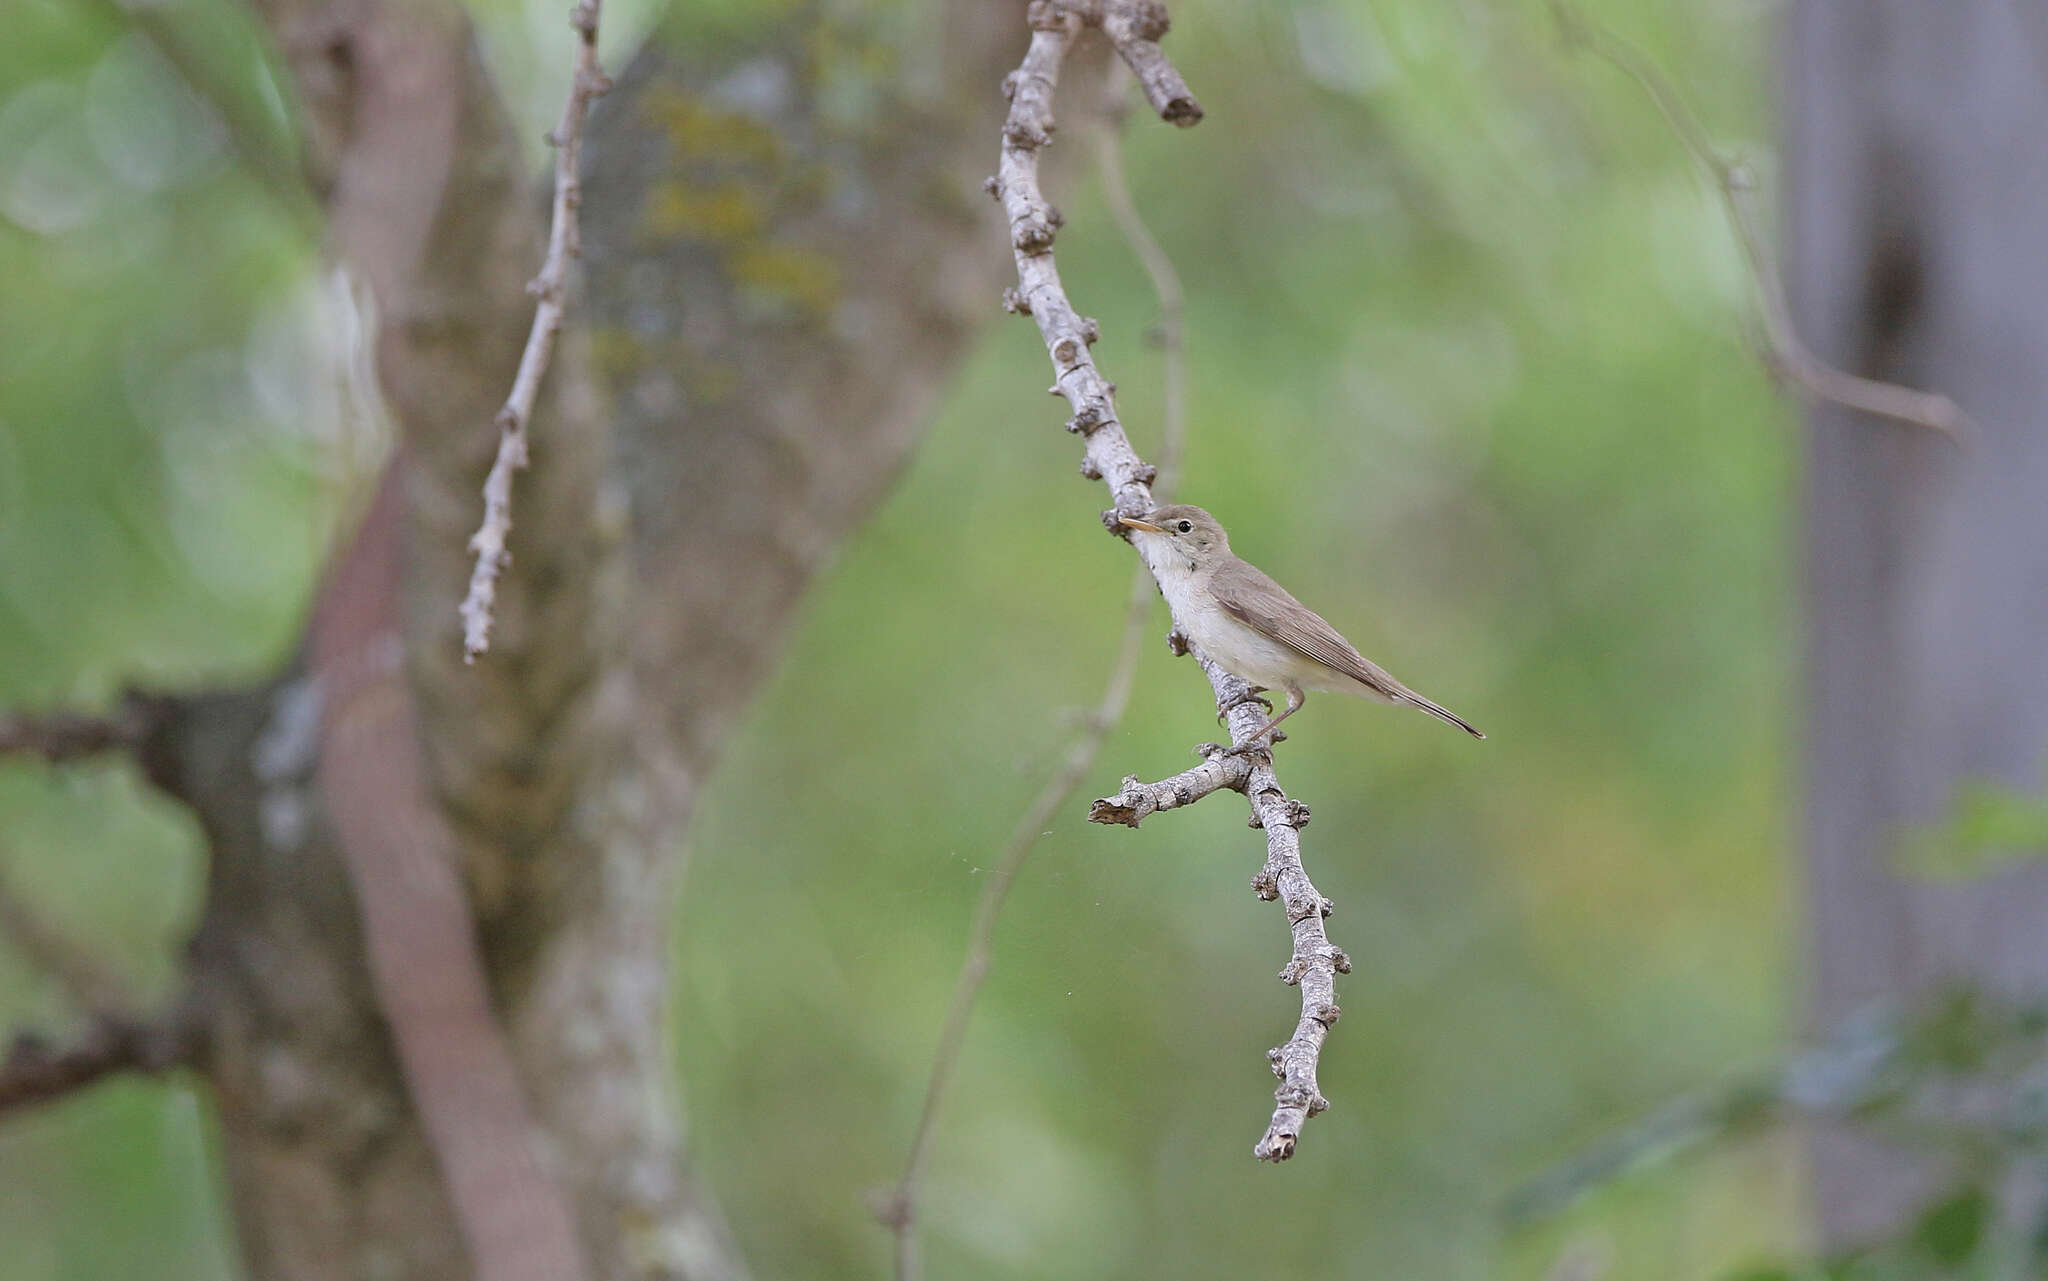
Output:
[1117, 504, 1484, 750]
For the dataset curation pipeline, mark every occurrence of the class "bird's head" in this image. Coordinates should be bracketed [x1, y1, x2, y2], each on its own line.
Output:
[1118, 504, 1231, 567]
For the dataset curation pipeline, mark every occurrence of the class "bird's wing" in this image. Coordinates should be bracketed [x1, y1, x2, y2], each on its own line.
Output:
[1210, 559, 1486, 738]
[1208, 558, 1408, 698]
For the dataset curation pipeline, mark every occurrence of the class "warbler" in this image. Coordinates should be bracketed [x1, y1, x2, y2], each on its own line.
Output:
[1118, 505, 1484, 748]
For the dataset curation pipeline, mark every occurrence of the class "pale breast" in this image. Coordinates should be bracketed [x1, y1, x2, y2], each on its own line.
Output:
[1139, 540, 1321, 690]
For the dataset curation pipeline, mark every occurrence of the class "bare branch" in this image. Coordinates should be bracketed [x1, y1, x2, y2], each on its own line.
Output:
[883, 58, 1195, 1279]
[459, 0, 612, 662]
[0, 692, 162, 765]
[1549, 1, 1970, 443]
[1096, 1, 1204, 125]
[1087, 746, 1249, 826]
[988, 0, 1342, 1162]
[0, 1007, 197, 1119]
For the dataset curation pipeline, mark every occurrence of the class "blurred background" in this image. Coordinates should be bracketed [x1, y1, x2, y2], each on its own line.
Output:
[4, 0, 2032, 1278]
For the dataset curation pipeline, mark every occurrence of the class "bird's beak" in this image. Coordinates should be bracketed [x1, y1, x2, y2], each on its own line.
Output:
[1118, 515, 1167, 533]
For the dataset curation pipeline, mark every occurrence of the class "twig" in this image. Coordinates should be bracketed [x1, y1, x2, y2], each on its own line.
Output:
[880, 57, 1193, 1281]
[1087, 746, 1249, 826]
[991, 0, 1339, 1162]
[1095, 1, 1203, 126]
[1087, 729, 1351, 1150]
[0, 1006, 197, 1118]
[1549, 1, 1970, 443]
[459, 0, 612, 662]
[0, 692, 162, 764]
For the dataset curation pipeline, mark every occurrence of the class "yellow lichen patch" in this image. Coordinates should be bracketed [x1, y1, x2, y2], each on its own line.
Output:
[731, 244, 842, 319]
[643, 180, 766, 243]
[638, 84, 784, 168]
[587, 326, 649, 383]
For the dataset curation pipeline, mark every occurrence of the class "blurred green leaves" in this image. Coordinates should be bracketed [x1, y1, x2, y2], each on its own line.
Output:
[1899, 772, 2048, 883]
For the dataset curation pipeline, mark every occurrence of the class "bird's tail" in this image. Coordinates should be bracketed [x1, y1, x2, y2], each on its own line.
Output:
[1402, 693, 1485, 740]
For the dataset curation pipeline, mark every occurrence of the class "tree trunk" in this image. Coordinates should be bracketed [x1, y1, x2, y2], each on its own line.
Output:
[1787, 0, 2048, 1245]
[141, 2, 1033, 1277]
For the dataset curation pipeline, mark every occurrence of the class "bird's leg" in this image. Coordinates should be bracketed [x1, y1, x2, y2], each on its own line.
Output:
[1215, 686, 1271, 725]
[1227, 685, 1305, 756]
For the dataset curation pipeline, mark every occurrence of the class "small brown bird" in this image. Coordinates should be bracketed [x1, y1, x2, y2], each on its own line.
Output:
[1118, 504, 1483, 749]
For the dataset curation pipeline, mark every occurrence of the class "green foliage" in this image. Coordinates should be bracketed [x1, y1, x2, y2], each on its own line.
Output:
[1912, 1187, 1992, 1268]
[1898, 773, 2048, 882]
[1722, 1184, 2004, 1281]
[1527, 990, 2048, 1281]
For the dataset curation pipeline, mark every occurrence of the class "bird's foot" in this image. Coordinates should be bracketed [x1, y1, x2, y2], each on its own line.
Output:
[1215, 687, 1272, 725]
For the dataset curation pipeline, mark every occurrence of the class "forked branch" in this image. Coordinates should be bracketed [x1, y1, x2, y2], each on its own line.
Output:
[460, 0, 612, 661]
[990, 0, 1339, 1162]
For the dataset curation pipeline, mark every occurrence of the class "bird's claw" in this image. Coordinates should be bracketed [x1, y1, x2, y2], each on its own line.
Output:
[1215, 688, 1272, 725]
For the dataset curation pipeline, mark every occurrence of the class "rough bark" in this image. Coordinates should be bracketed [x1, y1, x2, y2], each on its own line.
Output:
[1787, 0, 2048, 1245]
[121, 2, 1032, 1278]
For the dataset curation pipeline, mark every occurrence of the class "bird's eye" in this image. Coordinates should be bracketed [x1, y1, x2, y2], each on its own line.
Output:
[1176, 520, 1193, 533]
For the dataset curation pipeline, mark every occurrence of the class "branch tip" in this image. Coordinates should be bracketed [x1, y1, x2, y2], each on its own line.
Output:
[458, 0, 608, 660]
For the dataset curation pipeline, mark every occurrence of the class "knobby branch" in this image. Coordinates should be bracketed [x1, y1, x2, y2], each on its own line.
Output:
[991, 0, 1344, 1163]
[459, 0, 613, 661]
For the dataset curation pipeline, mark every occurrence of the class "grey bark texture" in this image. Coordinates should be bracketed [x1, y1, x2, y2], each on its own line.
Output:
[1786, 0, 2048, 1245]
[83, 1, 1030, 1278]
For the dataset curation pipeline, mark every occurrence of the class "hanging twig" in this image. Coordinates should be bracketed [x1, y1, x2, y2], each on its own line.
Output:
[880, 60, 1190, 1280]
[459, 0, 612, 661]
[1549, 0, 1970, 442]
[991, 0, 1338, 1163]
